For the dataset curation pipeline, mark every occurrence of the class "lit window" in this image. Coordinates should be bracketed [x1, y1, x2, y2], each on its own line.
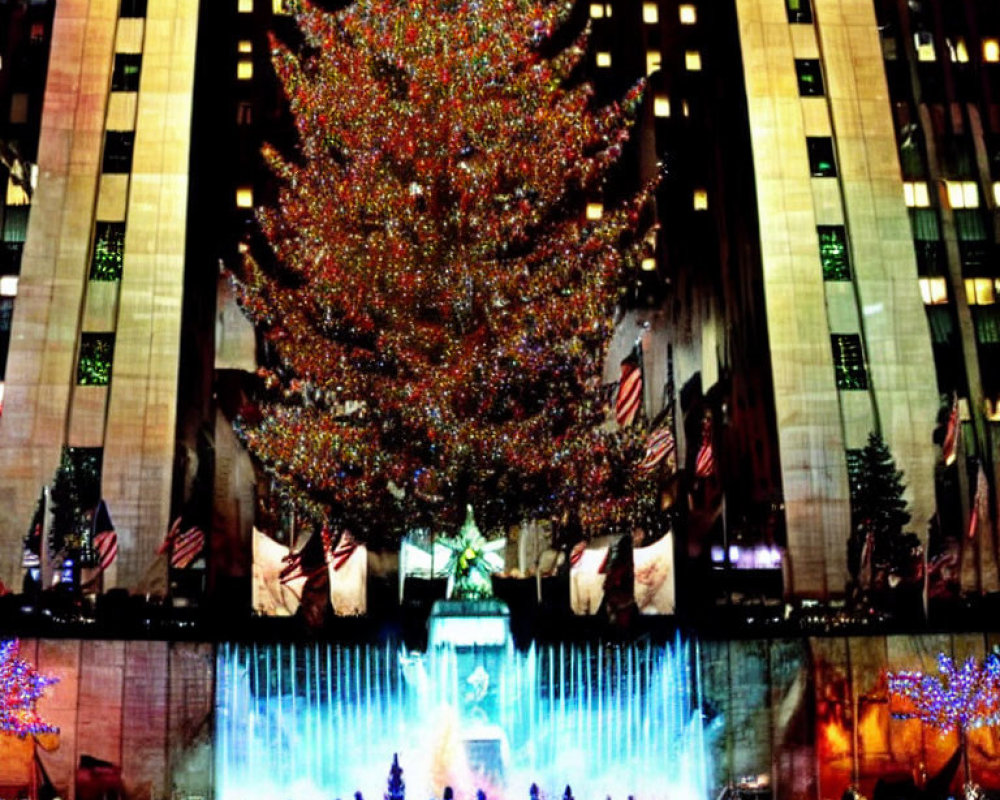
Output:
[237, 59, 253, 80]
[236, 186, 254, 208]
[795, 59, 824, 96]
[238, 0, 253, 11]
[0, 276, 17, 296]
[643, 2, 658, 23]
[831, 334, 868, 390]
[817, 226, 851, 281]
[949, 37, 969, 63]
[993, 182, 1000, 206]
[653, 95, 670, 117]
[903, 181, 930, 207]
[679, 4, 696, 24]
[919, 277, 947, 305]
[5, 176, 29, 207]
[682, 100, 690, 117]
[946, 180, 979, 208]
[585, 202, 603, 220]
[90, 222, 126, 281]
[238, 40, 253, 54]
[0, 382, 4, 415]
[596, 51, 611, 68]
[272, 0, 292, 13]
[641, 257, 656, 271]
[646, 50, 661, 75]
[685, 50, 701, 71]
[915, 32, 935, 61]
[965, 278, 996, 305]
[807, 137, 837, 177]
[77, 333, 115, 386]
[693, 189, 708, 210]
[604, 4, 613, 16]
[984, 39, 1000, 63]
[590, 3, 604, 17]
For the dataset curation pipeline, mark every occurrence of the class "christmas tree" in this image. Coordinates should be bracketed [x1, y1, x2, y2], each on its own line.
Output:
[847, 432, 912, 584]
[234, 0, 659, 541]
[0, 639, 59, 738]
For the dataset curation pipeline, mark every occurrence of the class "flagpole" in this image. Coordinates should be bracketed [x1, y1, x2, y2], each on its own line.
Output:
[40, 486, 53, 590]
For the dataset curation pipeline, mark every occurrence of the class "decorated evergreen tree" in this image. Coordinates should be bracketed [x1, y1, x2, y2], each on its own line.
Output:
[847, 432, 912, 584]
[234, 0, 659, 542]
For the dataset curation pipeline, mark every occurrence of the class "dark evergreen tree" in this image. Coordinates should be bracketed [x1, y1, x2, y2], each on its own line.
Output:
[385, 753, 404, 800]
[48, 447, 101, 556]
[847, 432, 912, 583]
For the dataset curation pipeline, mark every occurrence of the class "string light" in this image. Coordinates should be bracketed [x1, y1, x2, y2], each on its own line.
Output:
[888, 651, 1000, 734]
[0, 639, 59, 739]
[232, 0, 662, 539]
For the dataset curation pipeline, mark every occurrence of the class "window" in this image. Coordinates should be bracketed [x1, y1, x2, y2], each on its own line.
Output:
[993, 181, 1000, 205]
[807, 137, 837, 177]
[0, 296, 12, 380]
[818, 226, 851, 280]
[0, 242, 23, 275]
[831, 334, 868, 390]
[237, 59, 253, 80]
[948, 37, 970, 63]
[641, 257, 656, 271]
[955, 210, 988, 240]
[9, 93, 28, 124]
[679, 4, 696, 24]
[946, 180, 979, 208]
[90, 222, 125, 281]
[786, 0, 811, 23]
[585, 202, 603, 220]
[272, 0, 292, 13]
[795, 59, 824, 96]
[595, 51, 611, 67]
[236, 186, 254, 208]
[102, 131, 135, 173]
[903, 181, 931, 207]
[0, 276, 18, 297]
[984, 39, 1000, 63]
[238, 0, 253, 11]
[965, 278, 997, 305]
[646, 50, 661, 75]
[915, 32, 935, 61]
[237, 101, 254, 125]
[77, 334, 115, 386]
[685, 50, 702, 71]
[111, 53, 142, 92]
[119, 0, 147, 17]
[29, 22, 45, 44]
[653, 95, 670, 117]
[919, 277, 948, 305]
[642, 2, 658, 23]
[589, 4, 613, 17]
[5, 176, 29, 207]
[693, 189, 708, 210]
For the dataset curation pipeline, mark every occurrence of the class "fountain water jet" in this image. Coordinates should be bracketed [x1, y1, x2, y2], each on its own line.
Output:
[216, 627, 709, 800]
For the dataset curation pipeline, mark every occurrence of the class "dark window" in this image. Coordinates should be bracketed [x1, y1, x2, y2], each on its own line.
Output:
[77, 333, 115, 386]
[831, 334, 868, 390]
[959, 241, 991, 275]
[910, 208, 940, 240]
[807, 137, 837, 177]
[237, 101, 254, 126]
[111, 53, 142, 92]
[102, 131, 134, 173]
[786, 0, 812, 23]
[0, 242, 23, 275]
[90, 222, 125, 281]
[914, 240, 944, 276]
[973, 306, 1000, 344]
[818, 226, 851, 280]
[63, 446, 103, 510]
[2, 207, 29, 243]
[119, 0, 147, 17]
[0, 296, 13, 379]
[795, 60, 824, 96]
[954, 210, 988, 241]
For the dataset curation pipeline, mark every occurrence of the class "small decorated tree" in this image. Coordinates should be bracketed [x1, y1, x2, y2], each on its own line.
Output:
[0, 639, 59, 738]
[888, 651, 1000, 787]
[385, 753, 405, 800]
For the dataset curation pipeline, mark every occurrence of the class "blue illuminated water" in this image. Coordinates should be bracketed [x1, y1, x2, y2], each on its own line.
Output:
[215, 635, 709, 800]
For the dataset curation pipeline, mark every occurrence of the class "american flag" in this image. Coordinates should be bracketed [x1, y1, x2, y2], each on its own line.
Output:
[329, 537, 358, 571]
[171, 526, 205, 569]
[637, 424, 676, 474]
[615, 351, 642, 427]
[279, 533, 328, 585]
[693, 415, 715, 478]
[942, 392, 959, 466]
[93, 500, 117, 571]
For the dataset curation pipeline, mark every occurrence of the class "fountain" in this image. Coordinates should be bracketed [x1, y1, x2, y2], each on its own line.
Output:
[215, 629, 711, 800]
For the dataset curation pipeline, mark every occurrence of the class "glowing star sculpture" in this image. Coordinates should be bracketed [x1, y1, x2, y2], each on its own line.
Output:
[0, 639, 59, 738]
[888, 651, 1000, 785]
[232, 0, 661, 543]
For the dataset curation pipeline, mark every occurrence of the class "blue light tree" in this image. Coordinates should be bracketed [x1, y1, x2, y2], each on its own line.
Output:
[0, 639, 59, 739]
[888, 651, 1000, 788]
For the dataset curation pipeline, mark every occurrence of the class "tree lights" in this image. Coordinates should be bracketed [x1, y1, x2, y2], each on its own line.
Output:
[233, 0, 661, 541]
[0, 639, 58, 739]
